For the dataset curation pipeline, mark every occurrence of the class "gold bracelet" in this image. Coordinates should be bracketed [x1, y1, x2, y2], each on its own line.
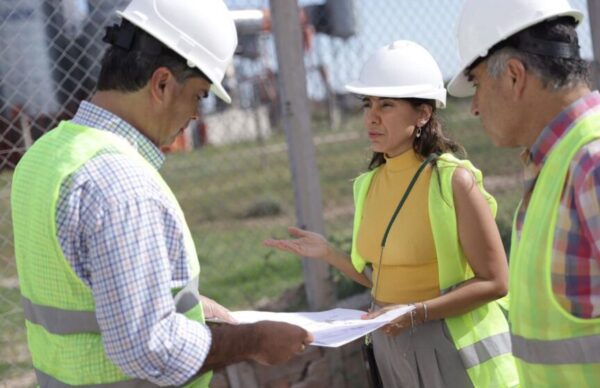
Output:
[422, 302, 428, 322]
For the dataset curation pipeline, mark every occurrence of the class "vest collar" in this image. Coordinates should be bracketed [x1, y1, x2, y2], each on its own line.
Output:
[71, 101, 165, 170]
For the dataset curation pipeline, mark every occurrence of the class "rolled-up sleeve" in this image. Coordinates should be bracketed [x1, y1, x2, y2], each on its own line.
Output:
[87, 195, 211, 386]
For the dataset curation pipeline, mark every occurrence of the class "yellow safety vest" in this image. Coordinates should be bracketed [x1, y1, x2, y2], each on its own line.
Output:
[509, 113, 600, 387]
[12, 121, 211, 387]
[351, 153, 519, 387]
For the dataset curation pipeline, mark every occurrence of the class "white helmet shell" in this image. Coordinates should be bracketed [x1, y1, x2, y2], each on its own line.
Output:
[117, 0, 238, 103]
[448, 0, 582, 97]
[345, 40, 446, 108]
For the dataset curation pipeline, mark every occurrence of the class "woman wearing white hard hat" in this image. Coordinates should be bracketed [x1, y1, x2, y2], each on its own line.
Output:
[264, 40, 518, 387]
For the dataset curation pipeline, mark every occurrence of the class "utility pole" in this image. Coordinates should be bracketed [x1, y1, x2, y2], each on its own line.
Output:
[268, 0, 334, 311]
[588, 0, 600, 89]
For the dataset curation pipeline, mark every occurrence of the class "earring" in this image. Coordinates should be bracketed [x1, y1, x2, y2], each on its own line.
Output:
[416, 126, 422, 138]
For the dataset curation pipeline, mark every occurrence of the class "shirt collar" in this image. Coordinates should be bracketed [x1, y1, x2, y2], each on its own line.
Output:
[70, 101, 165, 170]
[527, 91, 600, 168]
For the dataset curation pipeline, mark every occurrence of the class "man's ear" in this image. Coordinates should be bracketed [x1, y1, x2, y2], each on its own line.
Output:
[149, 67, 173, 104]
[505, 58, 527, 99]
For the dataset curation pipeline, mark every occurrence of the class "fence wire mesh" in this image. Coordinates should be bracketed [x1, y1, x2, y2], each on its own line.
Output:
[0, 0, 595, 385]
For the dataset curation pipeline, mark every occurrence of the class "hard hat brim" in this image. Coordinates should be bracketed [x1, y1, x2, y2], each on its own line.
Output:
[447, 72, 475, 98]
[210, 83, 232, 104]
[345, 82, 446, 108]
[116, 10, 233, 104]
[448, 8, 583, 98]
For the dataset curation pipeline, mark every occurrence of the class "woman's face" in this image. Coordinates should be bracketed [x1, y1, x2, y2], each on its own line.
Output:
[361, 96, 424, 157]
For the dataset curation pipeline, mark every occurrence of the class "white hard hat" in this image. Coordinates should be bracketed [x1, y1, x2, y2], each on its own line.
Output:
[345, 40, 446, 108]
[448, 0, 582, 97]
[117, 0, 238, 103]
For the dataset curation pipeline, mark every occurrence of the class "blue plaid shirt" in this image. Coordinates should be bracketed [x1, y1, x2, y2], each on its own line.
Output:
[57, 101, 211, 385]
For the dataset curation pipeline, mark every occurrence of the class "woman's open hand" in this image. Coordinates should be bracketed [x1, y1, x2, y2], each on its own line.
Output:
[263, 226, 330, 260]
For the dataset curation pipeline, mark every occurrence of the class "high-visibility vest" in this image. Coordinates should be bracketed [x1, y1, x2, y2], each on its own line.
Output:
[351, 153, 519, 387]
[509, 113, 600, 387]
[12, 121, 212, 387]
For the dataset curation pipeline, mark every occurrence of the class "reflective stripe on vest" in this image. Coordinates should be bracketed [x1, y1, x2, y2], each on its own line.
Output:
[443, 281, 512, 369]
[173, 276, 202, 315]
[512, 334, 600, 364]
[459, 331, 512, 369]
[22, 296, 100, 334]
[22, 277, 201, 334]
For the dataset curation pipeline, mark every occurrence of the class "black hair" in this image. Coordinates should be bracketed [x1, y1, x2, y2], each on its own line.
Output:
[97, 20, 210, 92]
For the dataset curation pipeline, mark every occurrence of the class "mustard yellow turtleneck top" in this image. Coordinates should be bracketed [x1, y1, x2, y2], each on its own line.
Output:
[356, 150, 440, 304]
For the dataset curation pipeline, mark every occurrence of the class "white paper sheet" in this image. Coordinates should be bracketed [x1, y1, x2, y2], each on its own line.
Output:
[230, 305, 414, 347]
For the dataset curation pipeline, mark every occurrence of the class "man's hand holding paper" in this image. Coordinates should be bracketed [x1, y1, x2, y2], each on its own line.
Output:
[230, 305, 414, 348]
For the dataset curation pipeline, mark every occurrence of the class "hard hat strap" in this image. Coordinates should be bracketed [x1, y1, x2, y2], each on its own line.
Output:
[467, 29, 581, 74]
[103, 20, 163, 56]
[516, 30, 580, 59]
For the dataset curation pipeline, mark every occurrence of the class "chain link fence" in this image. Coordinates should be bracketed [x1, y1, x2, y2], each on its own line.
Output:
[0, 0, 595, 385]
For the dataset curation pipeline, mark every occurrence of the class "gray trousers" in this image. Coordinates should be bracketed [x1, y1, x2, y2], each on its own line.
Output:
[372, 319, 473, 388]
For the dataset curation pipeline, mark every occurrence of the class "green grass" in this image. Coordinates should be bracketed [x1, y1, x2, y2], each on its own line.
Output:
[440, 98, 523, 175]
[193, 223, 305, 307]
[160, 99, 524, 309]
[0, 288, 31, 383]
[0, 171, 16, 278]
[0, 101, 525, 381]
[490, 184, 523, 253]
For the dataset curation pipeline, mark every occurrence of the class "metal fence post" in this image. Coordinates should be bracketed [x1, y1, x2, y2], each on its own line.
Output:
[588, 0, 600, 90]
[268, 0, 335, 310]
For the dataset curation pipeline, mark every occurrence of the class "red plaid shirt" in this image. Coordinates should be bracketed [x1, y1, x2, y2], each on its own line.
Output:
[516, 91, 600, 318]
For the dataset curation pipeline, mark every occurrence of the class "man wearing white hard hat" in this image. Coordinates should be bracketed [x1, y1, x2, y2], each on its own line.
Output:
[10, 0, 312, 387]
[449, 0, 600, 386]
